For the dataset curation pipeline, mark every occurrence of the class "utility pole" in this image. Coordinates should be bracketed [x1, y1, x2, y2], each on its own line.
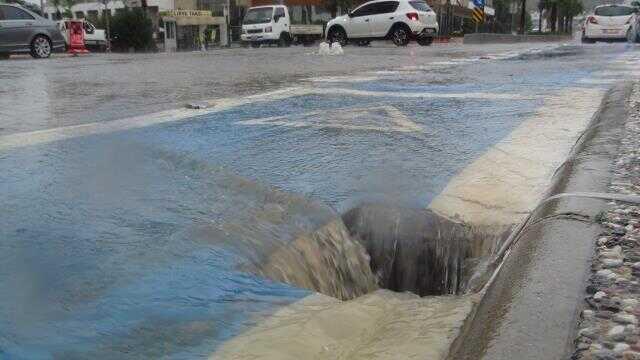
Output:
[102, 0, 111, 52]
[519, 0, 526, 34]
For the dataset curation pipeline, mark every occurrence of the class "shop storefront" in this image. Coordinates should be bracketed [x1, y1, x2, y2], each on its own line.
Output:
[161, 9, 228, 51]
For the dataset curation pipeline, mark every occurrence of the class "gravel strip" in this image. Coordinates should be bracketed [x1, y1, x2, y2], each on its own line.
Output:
[573, 84, 640, 360]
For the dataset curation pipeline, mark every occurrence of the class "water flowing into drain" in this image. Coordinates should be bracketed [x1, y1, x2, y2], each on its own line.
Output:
[343, 204, 504, 296]
[220, 197, 504, 298]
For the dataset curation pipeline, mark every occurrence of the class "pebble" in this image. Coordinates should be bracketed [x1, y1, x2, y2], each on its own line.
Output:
[609, 325, 627, 341]
[603, 259, 624, 268]
[615, 314, 639, 325]
[573, 87, 640, 360]
[583, 310, 595, 320]
[624, 351, 640, 360]
[625, 299, 640, 308]
[595, 291, 608, 301]
[616, 343, 632, 354]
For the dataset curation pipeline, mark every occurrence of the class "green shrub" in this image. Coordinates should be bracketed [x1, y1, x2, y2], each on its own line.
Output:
[110, 8, 156, 52]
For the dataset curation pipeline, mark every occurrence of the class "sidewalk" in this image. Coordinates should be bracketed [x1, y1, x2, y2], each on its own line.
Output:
[572, 85, 640, 360]
[450, 82, 634, 360]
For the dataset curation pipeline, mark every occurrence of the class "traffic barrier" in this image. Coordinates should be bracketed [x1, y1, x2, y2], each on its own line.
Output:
[66, 20, 90, 55]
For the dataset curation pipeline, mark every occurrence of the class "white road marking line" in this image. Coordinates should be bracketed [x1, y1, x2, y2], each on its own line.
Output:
[1, 86, 527, 151]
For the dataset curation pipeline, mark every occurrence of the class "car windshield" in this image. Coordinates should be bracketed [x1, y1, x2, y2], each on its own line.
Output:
[243, 7, 273, 24]
[409, 1, 432, 11]
[594, 6, 634, 16]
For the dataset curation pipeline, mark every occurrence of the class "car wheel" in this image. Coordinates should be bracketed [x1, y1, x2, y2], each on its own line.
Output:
[391, 26, 410, 46]
[250, 42, 261, 48]
[30, 35, 52, 59]
[417, 37, 433, 46]
[581, 33, 594, 44]
[328, 27, 348, 46]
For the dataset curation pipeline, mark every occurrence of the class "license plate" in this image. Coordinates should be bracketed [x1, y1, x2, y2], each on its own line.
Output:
[424, 28, 435, 34]
[251, 36, 257, 40]
[603, 29, 619, 34]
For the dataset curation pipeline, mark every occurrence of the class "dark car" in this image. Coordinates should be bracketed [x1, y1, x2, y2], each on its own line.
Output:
[0, 4, 65, 58]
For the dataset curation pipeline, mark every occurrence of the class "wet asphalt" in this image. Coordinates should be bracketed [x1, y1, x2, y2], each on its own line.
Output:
[1, 41, 640, 358]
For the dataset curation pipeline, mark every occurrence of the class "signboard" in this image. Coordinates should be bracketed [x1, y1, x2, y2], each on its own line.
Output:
[160, 10, 213, 17]
[471, 0, 485, 24]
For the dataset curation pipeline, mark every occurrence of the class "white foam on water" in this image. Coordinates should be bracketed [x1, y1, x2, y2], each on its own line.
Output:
[237, 105, 424, 133]
[304, 75, 379, 83]
[318, 41, 331, 55]
[593, 70, 640, 78]
[329, 42, 344, 55]
[578, 78, 617, 85]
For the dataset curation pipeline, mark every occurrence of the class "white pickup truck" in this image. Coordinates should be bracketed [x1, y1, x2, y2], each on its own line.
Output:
[241, 5, 325, 47]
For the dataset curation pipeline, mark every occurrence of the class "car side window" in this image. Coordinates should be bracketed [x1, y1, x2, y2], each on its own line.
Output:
[372, 1, 399, 14]
[1, 5, 35, 20]
[351, 3, 377, 17]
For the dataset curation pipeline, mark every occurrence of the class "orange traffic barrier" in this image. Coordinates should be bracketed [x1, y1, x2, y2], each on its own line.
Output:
[66, 20, 90, 55]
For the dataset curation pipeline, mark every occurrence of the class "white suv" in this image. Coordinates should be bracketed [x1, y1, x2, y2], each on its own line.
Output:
[326, 0, 438, 46]
[582, 4, 638, 43]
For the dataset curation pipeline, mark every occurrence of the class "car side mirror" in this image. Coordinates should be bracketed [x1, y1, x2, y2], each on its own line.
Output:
[347, 11, 353, 17]
[273, 15, 280, 22]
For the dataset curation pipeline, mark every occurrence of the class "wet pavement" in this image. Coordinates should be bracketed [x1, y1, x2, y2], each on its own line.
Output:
[2, 42, 640, 358]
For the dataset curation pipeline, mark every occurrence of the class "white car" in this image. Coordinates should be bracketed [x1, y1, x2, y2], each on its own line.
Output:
[582, 4, 638, 43]
[326, 0, 438, 47]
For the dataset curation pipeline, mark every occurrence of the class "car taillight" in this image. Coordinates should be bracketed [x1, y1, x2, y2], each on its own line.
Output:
[406, 12, 419, 21]
[588, 16, 598, 24]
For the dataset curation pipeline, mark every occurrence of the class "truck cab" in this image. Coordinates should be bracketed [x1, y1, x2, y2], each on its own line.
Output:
[241, 5, 291, 47]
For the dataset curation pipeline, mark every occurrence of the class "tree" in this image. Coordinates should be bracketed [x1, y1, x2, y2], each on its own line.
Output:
[109, 7, 156, 52]
[322, 0, 352, 18]
[5, 0, 42, 15]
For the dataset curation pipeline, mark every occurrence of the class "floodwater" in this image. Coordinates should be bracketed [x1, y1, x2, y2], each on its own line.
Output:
[1, 42, 639, 359]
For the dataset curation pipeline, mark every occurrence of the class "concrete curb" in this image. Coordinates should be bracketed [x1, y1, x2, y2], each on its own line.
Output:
[448, 82, 634, 360]
[463, 33, 574, 44]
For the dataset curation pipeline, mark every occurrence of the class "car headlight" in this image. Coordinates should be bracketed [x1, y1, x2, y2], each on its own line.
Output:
[265, 26, 272, 32]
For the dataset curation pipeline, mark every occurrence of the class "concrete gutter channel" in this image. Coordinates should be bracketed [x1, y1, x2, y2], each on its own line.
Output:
[448, 82, 635, 359]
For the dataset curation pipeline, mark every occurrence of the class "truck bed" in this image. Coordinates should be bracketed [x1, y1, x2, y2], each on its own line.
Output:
[289, 24, 324, 35]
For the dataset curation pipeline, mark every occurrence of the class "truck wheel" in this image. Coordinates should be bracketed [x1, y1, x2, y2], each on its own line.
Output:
[390, 25, 410, 46]
[328, 27, 347, 46]
[417, 37, 433, 46]
[278, 33, 291, 47]
[30, 35, 52, 58]
[250, 42, 261, 48]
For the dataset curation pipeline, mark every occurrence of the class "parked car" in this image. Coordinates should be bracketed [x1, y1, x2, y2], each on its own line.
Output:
[326, 0, 438, 47]
[57, 19, 107, 51]
[241, 5, 324, 47]
[582, 4, 638, 43]
[0, 3, 65, 58]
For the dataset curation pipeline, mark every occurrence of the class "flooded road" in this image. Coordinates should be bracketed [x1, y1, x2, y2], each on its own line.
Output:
[1, 42, 640, 359]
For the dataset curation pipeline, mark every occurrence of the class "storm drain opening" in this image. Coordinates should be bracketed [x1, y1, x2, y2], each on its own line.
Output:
[342, 204, 508, 296]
